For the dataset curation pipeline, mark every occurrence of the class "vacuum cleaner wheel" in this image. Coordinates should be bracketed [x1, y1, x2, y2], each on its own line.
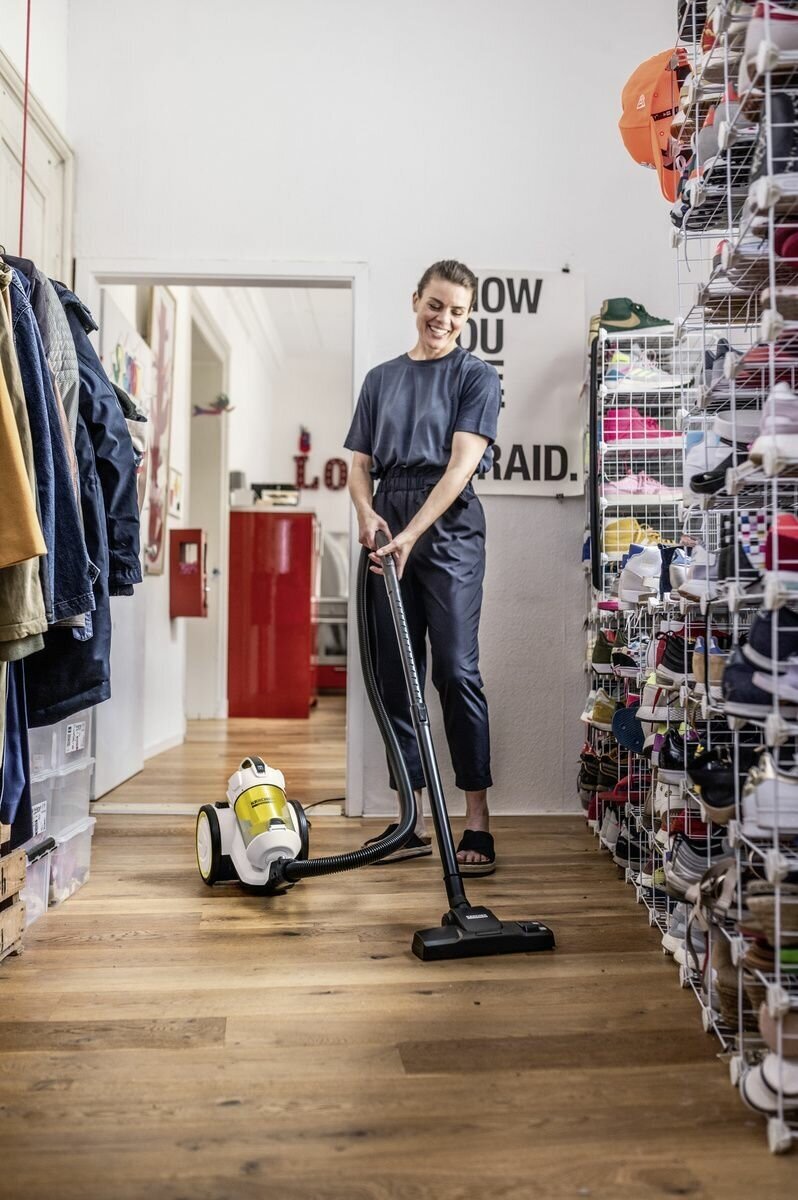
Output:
[196, 805, 237, 886]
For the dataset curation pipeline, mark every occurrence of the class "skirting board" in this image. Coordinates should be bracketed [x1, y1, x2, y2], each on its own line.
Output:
[144, 729, 186, 760]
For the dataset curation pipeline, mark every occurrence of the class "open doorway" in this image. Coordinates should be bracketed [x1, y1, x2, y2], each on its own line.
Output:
[82, 262, 366, 816]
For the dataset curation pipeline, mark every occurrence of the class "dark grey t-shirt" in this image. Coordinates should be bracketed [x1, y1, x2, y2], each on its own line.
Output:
[344, 346, 501, 478]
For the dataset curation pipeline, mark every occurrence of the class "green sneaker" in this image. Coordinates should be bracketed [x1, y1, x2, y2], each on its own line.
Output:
[591, 628, 625, 676]
[600, 297, 671, 331]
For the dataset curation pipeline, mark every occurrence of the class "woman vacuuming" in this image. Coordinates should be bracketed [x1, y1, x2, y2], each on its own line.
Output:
[345, 259, 501, 875]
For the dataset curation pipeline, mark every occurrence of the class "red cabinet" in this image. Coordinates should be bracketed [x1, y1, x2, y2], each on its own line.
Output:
[227, 510, 318, 718]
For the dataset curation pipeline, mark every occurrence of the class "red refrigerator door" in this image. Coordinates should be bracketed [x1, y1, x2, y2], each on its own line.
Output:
[228, 511, 315, 718]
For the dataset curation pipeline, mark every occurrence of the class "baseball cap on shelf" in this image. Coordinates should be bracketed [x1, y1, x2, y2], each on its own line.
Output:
[619, 48, 691, 202]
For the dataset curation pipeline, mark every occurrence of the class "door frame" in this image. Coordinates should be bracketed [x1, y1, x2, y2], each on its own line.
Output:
[189, 293, 231, 719]
[75, 258, 369, 817]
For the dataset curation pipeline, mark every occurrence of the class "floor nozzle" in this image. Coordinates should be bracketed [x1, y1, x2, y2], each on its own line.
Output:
[412, 905, 555, 961]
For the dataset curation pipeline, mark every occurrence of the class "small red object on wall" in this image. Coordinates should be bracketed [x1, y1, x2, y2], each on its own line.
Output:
[169, 529, 207, 619]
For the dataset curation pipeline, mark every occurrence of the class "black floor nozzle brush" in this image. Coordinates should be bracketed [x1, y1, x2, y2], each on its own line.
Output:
[372, 531, 555, 963]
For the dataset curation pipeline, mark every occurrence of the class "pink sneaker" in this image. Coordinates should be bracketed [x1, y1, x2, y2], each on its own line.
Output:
[603, 472, 645, 496]
[636, 473, 682, 498]
[642, 415, 681, 438]
[603, 407, 681, 442]
[603, 407, 647, 440]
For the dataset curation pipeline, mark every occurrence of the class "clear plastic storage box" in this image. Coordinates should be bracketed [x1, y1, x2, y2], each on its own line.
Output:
[28, 760, 94, 842]
[20, 839, 55, 926]
[28, 726, 56, 777]
[49, 817, 96, 906]
[28, 707, 93, 777]
[54, 708, 93, 770]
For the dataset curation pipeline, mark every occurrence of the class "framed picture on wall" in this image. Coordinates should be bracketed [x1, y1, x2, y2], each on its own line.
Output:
[145, 285, 177, 574]
[168, 467, 183, 519]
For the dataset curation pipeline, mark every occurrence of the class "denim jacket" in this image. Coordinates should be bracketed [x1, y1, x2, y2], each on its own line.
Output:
[8, 269, 94, 623]
[53, 284, 142, 594]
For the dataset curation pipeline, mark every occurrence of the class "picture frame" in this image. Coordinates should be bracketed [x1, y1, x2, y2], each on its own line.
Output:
[145, 285, 177, 574]
[168, 467, 183, 519]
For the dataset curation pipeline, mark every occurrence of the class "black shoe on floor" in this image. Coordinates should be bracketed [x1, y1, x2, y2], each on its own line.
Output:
[363, 824, 432, 863]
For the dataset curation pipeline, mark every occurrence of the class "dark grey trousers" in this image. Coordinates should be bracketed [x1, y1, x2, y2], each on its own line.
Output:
[370, 469, 492, 793]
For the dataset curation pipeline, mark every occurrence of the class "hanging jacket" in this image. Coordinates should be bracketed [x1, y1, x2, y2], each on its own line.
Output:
[53, 284, 142, 595]
[8, 269, 94, 623]
[6, 257, 80, 442]
[0, 265, 47, 660]
[25, 411, 111, 724]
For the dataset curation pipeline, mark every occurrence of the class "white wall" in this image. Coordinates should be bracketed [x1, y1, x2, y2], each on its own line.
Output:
[68, 0, 678, 811]
[270, 355, 352, 538]
[0, 0, 69, 129]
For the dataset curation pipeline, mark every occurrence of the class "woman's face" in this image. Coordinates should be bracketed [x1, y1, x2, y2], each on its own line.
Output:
[412, 277, 473, 358]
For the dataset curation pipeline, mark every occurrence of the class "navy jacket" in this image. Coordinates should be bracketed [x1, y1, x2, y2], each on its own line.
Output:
[25, 287, 142, 726]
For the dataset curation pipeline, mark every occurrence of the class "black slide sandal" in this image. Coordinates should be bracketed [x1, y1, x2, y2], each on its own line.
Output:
[456, 829, 496, 876]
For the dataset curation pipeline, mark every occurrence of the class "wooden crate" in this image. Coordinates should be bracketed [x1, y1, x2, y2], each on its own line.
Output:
[0, 848, 26, 901]
[0, 848, 26, 965]
[0, 897, 25, 964]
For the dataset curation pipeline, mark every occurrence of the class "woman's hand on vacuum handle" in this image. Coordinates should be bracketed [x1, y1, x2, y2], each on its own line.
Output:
[357, 509, 391, 551]
[370, 529, 416, 580]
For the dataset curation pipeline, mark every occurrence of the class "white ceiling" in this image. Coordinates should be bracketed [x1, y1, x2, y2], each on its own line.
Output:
[249, 286, 352, 362]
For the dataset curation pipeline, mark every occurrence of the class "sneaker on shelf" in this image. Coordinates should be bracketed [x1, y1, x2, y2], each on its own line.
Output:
[692, 636, 728, 694]
[591, 628, 619, 675]
[613, 828, 646, 869]
[661, 903, 689, 955]
[619, 544, 662, 603]
[668, 547, 692, 593]
[764, 512, 798, 572]
[712, 408, 762, 444]
[657, 632, 697, 684]
[742, 607, 798, 671]
[677, 546, 720, 602]
[599, 297, 672, 332]
[658, 727, 703, 784]
[752, 658, 798, 709]
[605, 346, 689, 392]
[749, 383, 798, 462]
[581, 688, 619, 731]
[682, 438, 731, 503]
[688, 452, 740, 496]
[603, 405, 681, 443]
[723, 645, 798, 719]
[663, 833, 729, 900]
[604, 349, 632, 383]
[636, 472, 683, 499]
[741, 750, 798, 835]
[599, 806, 622, 849]
[654, 777, 687, 816]
[740, 4, 798, 90]
[716, 539, 761, 584]
[603, 516, 646, 556]
[739, 1054, 798, 1116]
[654, 810, 710, 850]
[611, 642, 641, 678]
[636, 672, 685, 723]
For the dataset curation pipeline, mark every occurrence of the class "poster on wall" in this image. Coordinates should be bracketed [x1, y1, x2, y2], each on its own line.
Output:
[145, 286, 177, 574]
[465, 269, 586, 498]
[98, 293, 153, 523]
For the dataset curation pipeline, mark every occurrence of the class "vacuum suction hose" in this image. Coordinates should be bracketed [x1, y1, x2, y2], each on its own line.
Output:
[279, 543, 418, 883]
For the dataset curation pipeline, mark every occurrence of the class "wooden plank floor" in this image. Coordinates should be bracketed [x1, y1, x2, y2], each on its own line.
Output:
[0, 703, 794, 1198]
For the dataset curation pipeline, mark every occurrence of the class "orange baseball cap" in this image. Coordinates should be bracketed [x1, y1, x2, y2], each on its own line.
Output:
[619, 49, 690, 202]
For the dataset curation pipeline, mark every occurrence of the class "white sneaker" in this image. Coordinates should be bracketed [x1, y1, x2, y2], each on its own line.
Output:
[741, 750, 798, 835]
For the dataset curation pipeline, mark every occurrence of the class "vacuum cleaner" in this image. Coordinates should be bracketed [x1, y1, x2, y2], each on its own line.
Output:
[195, 530, 555, 962]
